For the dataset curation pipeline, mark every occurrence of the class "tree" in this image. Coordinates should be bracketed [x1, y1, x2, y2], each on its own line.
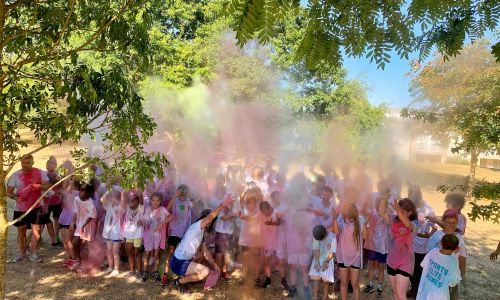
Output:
[224, 0, 500, 69]
[0, 1, 168, 297]
[402, 40, 500, 184]
[403, 40, 500, 223]
[270, 12, 386, 159]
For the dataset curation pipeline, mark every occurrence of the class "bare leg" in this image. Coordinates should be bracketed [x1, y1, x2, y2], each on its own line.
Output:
[388, 274, 397, 299]
[178, 261, 210, 284]
[153, 249, 160, 273]
[17, 225, 27, 257]
[30, 224, 42, 255]
[143, 251, 151, 273]
[394, 274, 409, 300]
[106, 241, 114, 269]
[53, 217, 60, 241]
[313, 279, 320, 299]
[349, 268, 360, 300]
[301, 265, 309, 287]
[164, 245, 175, 274]
[378, 263, 385, 286]
[46, 222, 57, 243]
[322, 280, 330, 300]
[135, 246, 142, 273]
[340, 267, 349, 300]
[126, 243, 135, 272]
[289, 264, 297, 286]
[112, 242, 121, 271]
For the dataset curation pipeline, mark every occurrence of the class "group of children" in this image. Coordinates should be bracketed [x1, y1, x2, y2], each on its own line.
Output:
[11, 157, 469, 300]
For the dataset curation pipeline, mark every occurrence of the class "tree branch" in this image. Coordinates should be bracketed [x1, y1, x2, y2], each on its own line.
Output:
[12, 0, 134, 70]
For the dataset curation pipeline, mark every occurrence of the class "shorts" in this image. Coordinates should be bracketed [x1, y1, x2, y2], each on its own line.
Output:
[47, 204, 62, 219]
[106, 238, 123, 243]
[338, 263, 361, 270]
[263, 248, 286, 260]
[126, 238, 142, 248]
[39, 212, 52, 224]
[387, 265, 411, 277]
[366, 249, 387, 264]
[170, 255, 192, 276]
[12, 208, 43, 227]
[59, 224, 70, 229]
[167, 236, 182, 247]
[288, 253, 311, 267]
[215, 232, 231, 254]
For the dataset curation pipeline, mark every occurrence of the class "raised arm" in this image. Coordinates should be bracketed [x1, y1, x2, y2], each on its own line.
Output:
[330, 209, 340, 234]
[392, 201, 415, 231]
[166, 190, 179, 211]
[378, 190, 392, 224]
[201, 194, 235, 229]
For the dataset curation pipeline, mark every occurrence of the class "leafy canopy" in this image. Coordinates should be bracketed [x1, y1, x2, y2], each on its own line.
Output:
[224, 0, 500, 69]
[0, 0, 168, 188]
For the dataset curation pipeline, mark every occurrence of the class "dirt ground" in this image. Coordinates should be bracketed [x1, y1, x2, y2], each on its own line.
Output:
[3, 144, 500, 300]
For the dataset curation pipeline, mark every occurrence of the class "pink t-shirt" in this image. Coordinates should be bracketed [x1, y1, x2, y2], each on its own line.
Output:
[73, 197, 97, 241]
[260, 210, 278, 251]
[336, 216, 364, 268]
[143, 206, 169, 249]
[44, 171, 62, 205]
[364, 211, 389, 254]
[387, 217, 418, 274]
[168, 198, 192, 238]
[59, 190, 79, 226]
[285, 211, 314, 254]
[238, 209, 261, 248]
[8, 168, 48, 212]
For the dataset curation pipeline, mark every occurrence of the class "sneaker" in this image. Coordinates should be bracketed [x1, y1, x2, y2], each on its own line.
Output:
[303, 286, 312, 300]
[108, 270, 120, 277]
[161, 274, 168, 286]
[173, 279, 188, 293]
[281, 278, 290, 292]
[104, 268, 113, 275]
[363, 284, 376, 294]
[9, 255, 25, 263]
[151, 272, 160, 282]
[377, 287, 383, 298]
[287, 286, 297, 298]
[141, 272, 148, 282]
[254, 278, 262, 288]
[258, 277, 271, 289]
[29, 254, 43, 263]
[68, 260, 80, 270]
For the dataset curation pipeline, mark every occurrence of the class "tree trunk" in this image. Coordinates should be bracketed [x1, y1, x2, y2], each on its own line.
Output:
[467, 146, 479, 198]
[0, 123, 7, 299]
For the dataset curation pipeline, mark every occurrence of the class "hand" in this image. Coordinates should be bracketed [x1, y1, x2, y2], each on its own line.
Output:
[80, 228, 84, 235]
[425, 216, 439, 224]
[321, 261, 329, 271]
[491, 250, 500, 261]
[222, 194, 236, 207]
[314, 262, 321, 272]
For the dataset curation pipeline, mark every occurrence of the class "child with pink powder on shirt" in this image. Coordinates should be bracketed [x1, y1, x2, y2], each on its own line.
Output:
[331, 202, 366, 300]
[141, 192, 174, 282]
[379, 190, 419, 300]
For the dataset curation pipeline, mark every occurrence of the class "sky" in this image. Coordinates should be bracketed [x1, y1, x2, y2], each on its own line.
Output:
[344, 53, 416, 108]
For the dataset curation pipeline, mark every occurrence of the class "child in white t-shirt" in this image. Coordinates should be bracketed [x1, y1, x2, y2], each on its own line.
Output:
[123, 190, 145, 277]
[309, 225, 337, 300]
[101, 190, 125, 277]
[70, 183, 96, 272]
[417, 234, 461, 300]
